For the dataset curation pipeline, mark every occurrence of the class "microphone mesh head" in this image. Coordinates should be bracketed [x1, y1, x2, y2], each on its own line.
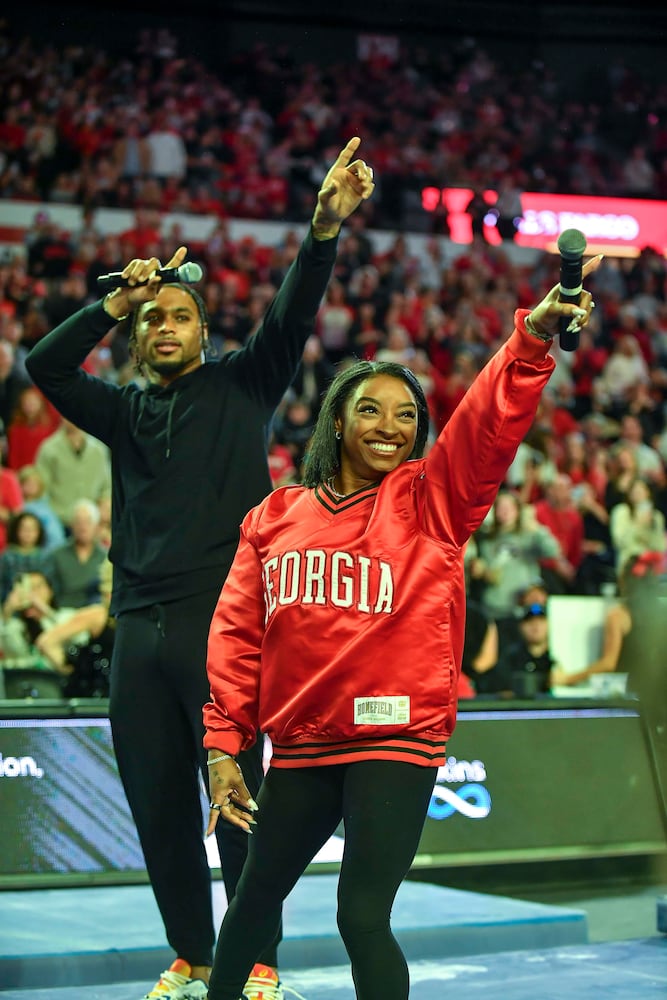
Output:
[557, 229, 587, 260]
[178, 261, 204, 284]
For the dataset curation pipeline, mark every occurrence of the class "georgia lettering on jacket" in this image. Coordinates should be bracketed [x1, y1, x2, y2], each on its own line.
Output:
[263, 549, 394, 622]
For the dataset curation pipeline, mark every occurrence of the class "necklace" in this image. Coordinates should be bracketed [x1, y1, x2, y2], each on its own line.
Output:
[326, 476, 347, 499]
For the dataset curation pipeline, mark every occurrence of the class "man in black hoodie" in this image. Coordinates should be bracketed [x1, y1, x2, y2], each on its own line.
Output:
[26, 137, 374, 1000]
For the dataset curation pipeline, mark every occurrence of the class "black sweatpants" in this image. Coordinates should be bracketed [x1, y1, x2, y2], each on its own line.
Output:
[109, 589, 280, 968]
[207, 760, 437, 1000]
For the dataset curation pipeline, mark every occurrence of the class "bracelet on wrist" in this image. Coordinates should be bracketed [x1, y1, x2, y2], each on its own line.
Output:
[524, 314, 553, 343]
[207, 753, 234, 765]
[103, 291, 130, 322]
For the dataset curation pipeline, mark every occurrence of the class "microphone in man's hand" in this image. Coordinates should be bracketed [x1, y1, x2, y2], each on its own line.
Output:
[96, 261, 204, 295]
[557, 228, 587, 352]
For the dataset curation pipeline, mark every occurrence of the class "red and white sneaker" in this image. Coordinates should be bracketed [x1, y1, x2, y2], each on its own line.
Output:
[243, 964, 282, 1000]
[142, 958, 209, 999]
[243, 963, 307, 1000]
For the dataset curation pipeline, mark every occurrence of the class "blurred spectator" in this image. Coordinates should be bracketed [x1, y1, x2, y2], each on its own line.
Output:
[615, 413, 664, 482]
[0, 569, 74, 673]
[477, 601, 562, 698]
[534, 474, 584, 593]
[17, 464, 66, 551]
[85, 235, 124, 299]
[606, 301, 653, 367]
[532, 388, 580, 441]
[622, 380, 663, 445]
[512, 437, 557, 505]
[316, 280, 355, 365]
[25, 213, 73, 281]
[0, 455, 24, 554]
[204, 280, 251, 351]
[0, 341, 32, 432]
[551, 552, 664, 695]
[470, 491, 562, 642]
[604, 441, 640, 510]
[621, 145, 656, 197]
[118, 208, 162, 259]
[36, 557, 115, 699]
[460, 598, 499, 699]
[559, 430, 607, 500]
[572, 480, 616, 596]
[0, 511, 52, 602]
[34, 418, 111, 526]
[439, 352, 481, 428]
[113, 119, 150, 185]
[267, 436, 298, 489]
[408, 349, 450, 434]
[274, 397, 316, 472]
[464, 187, 491, 242]
[570, 329, 609, 420]
[0, 311, 31, 376]
[609, 476, 666, 576]
[5, 386, 58, 470]
[491, 174, 524, 242]
[593, 334, 650, 415]
[289, 335, 335, 420]
[42, 270, 89, 327]
[348, 301, 385, 360]
[49, 498, 107, 608]
[145, 111, 187, 182]
[375, 324, 415, 366]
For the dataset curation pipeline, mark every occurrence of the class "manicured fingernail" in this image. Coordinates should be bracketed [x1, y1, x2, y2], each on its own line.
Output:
[249, 799, 259, 812]
[574, 308, 587, 317]
[566, 320, 581, 334]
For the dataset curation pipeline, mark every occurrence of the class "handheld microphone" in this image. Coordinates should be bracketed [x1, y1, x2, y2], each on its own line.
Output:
[556, 229, 587, 352]
[96, 261, 203, 295]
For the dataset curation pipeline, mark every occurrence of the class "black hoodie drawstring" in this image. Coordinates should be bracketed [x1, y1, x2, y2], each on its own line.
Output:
[133, 391, 178, 459]
[150, 603, 166, 638]
[134, 394, 147, 434]
[165, 392, 178, 459]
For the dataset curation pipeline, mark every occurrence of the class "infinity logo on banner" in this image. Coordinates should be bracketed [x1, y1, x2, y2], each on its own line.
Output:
[428, 782, 492, 820]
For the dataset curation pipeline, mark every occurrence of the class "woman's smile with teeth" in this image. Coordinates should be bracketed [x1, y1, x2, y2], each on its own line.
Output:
[369, 442, 399, 452]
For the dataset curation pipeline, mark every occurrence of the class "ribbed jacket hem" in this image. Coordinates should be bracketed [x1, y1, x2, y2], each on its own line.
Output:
[270, 734, 446, 768]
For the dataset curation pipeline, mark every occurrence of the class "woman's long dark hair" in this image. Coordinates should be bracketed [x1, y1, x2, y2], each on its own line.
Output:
[302, 360, 430, 489]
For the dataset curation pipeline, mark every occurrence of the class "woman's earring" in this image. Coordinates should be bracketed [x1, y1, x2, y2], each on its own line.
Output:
[335, 430, 342, 440]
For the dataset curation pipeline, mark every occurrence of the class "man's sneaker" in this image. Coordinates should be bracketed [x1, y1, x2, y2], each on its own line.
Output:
[243, 963, 283, 1000]
[143, 958, 209, 999]
[243, 963, 307, 1000]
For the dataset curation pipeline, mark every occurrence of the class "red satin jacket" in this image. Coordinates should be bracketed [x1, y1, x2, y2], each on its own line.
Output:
[204, 311, 554, 768]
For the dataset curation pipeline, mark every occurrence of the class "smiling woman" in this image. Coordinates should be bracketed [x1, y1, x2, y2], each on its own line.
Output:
[302, 360, 431, 493]
[333, 375, 420, 493]
[202, 256, 601, 1000]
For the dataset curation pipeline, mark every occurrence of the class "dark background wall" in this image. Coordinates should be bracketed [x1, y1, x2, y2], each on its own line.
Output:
[7, 1, 667, 82]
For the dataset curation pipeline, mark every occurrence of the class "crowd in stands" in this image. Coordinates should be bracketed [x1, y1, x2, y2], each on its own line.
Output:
[1, 22, 667, 227]
[0, 21, 666, 700]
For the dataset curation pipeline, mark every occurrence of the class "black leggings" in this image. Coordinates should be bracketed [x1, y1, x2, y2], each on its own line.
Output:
[109, 590, 279, 968]
[207, 760, 437, 1000]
